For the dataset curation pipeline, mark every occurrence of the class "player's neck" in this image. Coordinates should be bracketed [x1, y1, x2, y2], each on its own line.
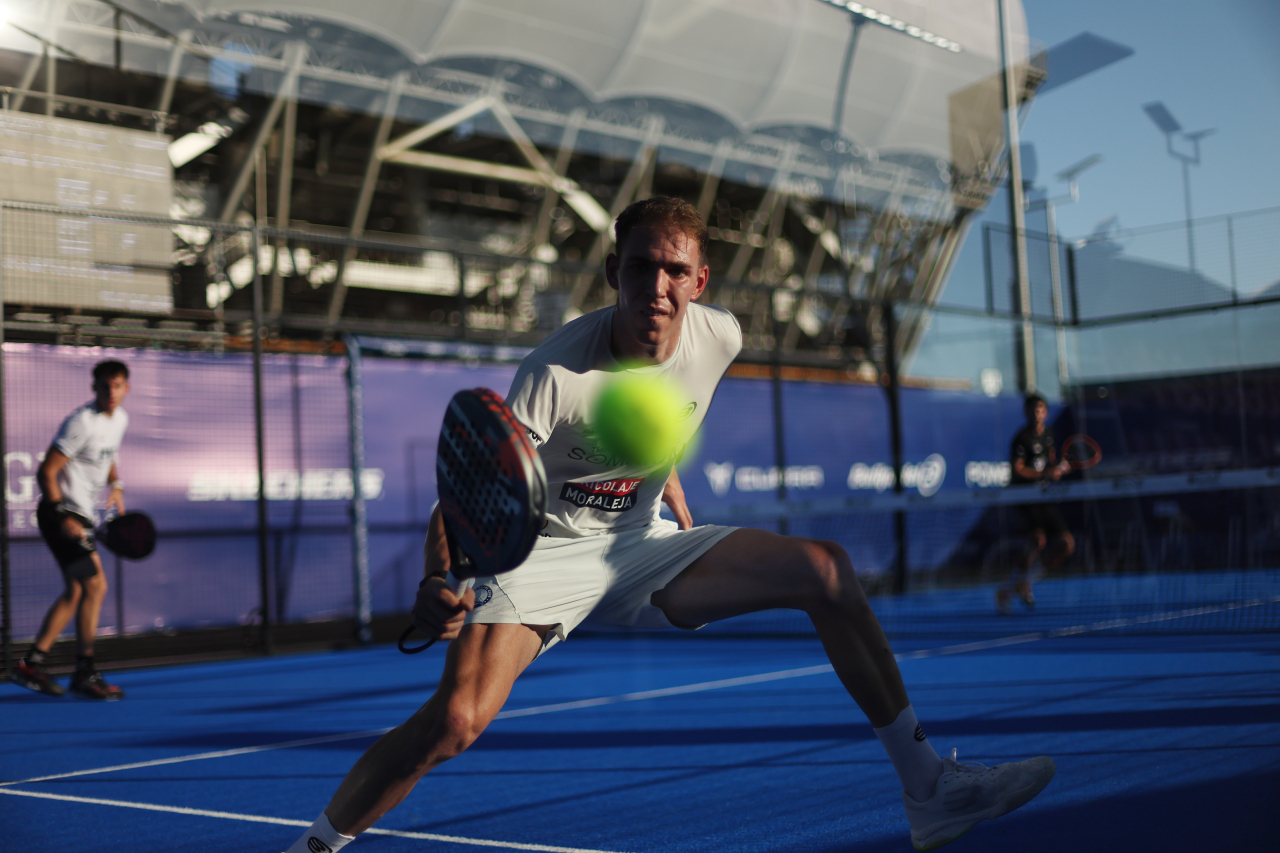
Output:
[609, 314, 682, 365]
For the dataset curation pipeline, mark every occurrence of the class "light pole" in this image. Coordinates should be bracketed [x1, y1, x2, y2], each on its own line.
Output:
[1026, 153, 1102, 386]
[1142, 102, 1214, 272]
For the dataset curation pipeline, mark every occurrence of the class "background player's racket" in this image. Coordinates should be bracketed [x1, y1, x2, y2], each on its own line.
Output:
[1061, 434, 1102, 470]
[398, 387, 547, 654]
[97, 510, 157, 560]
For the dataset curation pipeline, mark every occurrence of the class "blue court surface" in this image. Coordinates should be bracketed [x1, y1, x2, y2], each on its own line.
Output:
[3, 622, 1278, 852]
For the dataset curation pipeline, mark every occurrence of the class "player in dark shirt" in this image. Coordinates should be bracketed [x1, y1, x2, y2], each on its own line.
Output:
[999, 394, 1075, 613]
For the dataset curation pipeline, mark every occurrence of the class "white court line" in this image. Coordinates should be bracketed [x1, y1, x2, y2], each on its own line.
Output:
[6, 595, 1277, 790]
[2, 592, 1275, 847]
[0, 788, 625, 853]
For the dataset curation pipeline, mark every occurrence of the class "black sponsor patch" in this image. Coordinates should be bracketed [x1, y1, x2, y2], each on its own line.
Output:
[559, 477, 644, 512]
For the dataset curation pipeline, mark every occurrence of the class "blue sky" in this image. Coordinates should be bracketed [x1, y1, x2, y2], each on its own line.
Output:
[1015, 0, 1280, 238]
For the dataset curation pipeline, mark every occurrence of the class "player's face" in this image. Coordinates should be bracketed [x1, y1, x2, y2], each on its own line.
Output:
[605, 225, 709, 364]
[1031, 401, 1048, 429]
[94, 375, 130, 414]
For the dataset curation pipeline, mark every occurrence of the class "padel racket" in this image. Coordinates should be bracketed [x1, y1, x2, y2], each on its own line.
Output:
[1060, 434, 1101, 470]
[398, 387, 547, 654]
[97, 510, 157, 559]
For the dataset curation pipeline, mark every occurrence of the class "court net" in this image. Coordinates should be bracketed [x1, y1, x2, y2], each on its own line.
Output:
[683, 468, 1280, 638]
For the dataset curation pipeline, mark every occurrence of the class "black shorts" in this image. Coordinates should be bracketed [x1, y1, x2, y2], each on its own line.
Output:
[1017, 503, 1068, 538]
[36, 500, 99, 581]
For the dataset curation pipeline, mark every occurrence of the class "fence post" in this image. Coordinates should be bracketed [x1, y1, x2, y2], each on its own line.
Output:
[771, 298, 788, 535]
[251, 226, 273, 654]
[0, 203, 10, 677]
[882, 299, 908, 594]
[344, 333, 373, 644]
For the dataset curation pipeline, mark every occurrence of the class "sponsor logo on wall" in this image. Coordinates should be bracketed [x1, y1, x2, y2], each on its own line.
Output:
[846, 454, 947, 497]
[701, 462, 825, 496]
[964, 461, 1011, 487]
[187, 469, 386, 501]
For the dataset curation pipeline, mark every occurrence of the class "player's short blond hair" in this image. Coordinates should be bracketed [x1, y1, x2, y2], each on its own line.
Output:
[614, 197, 708, 264]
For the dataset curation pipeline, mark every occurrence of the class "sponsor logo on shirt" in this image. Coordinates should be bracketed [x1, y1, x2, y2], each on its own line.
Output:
[559, 477, 645, 512]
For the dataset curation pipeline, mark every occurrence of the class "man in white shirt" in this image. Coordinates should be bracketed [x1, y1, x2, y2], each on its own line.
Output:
[13, 360, 130, 700]
[284, 198, 1054, 853]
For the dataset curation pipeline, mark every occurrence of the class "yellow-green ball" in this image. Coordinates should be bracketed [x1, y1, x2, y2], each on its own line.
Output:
[591, 374, 685, 469]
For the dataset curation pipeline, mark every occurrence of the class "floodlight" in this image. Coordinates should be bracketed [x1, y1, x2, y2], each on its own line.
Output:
[1143, 102, 1182, 135]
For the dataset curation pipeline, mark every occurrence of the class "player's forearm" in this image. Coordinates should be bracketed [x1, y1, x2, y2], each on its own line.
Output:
[423, 505, 450, 579]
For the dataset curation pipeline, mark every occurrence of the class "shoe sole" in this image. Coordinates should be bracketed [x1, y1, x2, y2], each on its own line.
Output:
[911, 758, 1057, 851]
[12, 676, 66, 697]
[71, 689, 124, 701]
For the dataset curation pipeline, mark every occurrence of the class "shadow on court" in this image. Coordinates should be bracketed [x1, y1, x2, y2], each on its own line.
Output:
[824, 768, 1280, 853]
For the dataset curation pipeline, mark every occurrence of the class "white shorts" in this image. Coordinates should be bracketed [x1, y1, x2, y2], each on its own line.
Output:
[464, 519, 738, 656]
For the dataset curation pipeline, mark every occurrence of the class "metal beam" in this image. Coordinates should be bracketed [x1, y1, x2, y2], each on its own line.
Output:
[377, 97, 494, 161]
[327, 71, 407, 324]
[219, 41, 308, 221]
[269, 88, 298, 315]
[156, 28, 191, 114]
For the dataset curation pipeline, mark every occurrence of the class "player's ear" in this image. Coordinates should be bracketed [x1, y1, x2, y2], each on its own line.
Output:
[605, 252, 621, 291]
[691, 263, 709, 300]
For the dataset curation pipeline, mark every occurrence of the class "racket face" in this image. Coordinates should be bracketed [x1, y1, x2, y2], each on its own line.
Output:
[1062, 434, 1102, 470]
[436, 388, 546, 579]
[104, 512, 157, 559]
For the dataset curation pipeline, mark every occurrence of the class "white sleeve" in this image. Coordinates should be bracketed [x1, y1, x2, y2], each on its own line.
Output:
[506, 363, 557, 447]
[52, 411, 88, 458]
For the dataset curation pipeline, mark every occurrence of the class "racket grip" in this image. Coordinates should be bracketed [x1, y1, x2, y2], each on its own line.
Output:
[397, 573, 475, 655]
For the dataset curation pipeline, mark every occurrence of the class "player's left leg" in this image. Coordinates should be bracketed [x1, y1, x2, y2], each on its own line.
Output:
[653, 528, 1054, 849]
[654, 528, 907, 725]
[66, 555, 124, 700]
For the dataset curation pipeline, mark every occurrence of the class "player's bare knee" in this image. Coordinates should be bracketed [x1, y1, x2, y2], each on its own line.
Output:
[1060, 532, 1076, 555]
[799, 539, 865, 611]
[82, 572, 108, 601]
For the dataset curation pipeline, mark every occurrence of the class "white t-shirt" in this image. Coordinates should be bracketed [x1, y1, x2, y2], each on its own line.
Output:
[507, 302, 741, 538]
[51, 402, 129, 520]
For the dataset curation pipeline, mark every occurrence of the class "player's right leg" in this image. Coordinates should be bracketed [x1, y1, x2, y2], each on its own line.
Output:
[12, 575, 82, 696]
[284, 622, 547, 852]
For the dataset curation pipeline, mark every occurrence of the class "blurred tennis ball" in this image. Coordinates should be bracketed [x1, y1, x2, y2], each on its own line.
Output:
[591, 373, 687, 469]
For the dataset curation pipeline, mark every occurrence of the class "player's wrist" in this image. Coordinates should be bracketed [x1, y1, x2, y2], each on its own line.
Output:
[109, 479, 124, 491]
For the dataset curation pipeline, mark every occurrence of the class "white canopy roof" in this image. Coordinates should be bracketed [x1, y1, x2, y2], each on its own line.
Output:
[176, 0, 1028, 161]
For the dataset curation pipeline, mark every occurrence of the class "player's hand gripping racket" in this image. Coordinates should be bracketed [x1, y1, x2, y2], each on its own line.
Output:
[398, 388, 547, 654]
[96, 509, 157, 560]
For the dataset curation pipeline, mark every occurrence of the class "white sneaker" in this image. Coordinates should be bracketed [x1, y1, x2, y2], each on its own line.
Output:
[902, 753, 1056, 850]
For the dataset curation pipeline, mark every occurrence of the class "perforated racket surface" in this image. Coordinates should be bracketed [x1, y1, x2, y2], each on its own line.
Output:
[98, 511, 156, 560]
[1061, 434, 1102, 470]
[399, 388, 546, 654]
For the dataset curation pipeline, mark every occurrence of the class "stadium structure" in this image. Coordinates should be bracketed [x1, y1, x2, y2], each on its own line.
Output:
[0, 0, 1040, 372]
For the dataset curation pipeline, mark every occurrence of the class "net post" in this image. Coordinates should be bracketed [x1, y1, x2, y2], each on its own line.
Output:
[250, 225, 273, 655]
[343, 333, 373, 644]
[0, 202, 10, 678]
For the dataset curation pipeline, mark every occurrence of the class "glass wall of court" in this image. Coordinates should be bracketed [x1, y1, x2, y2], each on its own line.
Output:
[3, 204, 1277, 665]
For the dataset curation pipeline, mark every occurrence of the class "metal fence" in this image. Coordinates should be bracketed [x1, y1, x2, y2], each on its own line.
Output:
[3, 200, 1278, 675]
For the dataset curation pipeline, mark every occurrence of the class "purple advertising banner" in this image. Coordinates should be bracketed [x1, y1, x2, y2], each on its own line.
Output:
[4, 341, 1051, 639]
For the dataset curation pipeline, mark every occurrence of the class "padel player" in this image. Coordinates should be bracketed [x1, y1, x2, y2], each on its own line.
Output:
[998, 394, 1076, 614]
[12, 360, 130, 700]
[284, 198, 1055, 853]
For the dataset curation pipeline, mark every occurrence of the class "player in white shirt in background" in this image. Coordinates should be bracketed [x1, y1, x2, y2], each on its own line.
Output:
[13, 359, 130, 701]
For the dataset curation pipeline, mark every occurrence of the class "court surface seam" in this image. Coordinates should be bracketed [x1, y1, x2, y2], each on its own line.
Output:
[2, 594, 1274, 851]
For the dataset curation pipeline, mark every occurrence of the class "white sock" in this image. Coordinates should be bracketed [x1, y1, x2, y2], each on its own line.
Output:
[874, 704, 944, 803]
[285, 813, 355, 853]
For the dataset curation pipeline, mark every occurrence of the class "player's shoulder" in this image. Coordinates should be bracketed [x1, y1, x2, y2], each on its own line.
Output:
[686, 302, 742, 351]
